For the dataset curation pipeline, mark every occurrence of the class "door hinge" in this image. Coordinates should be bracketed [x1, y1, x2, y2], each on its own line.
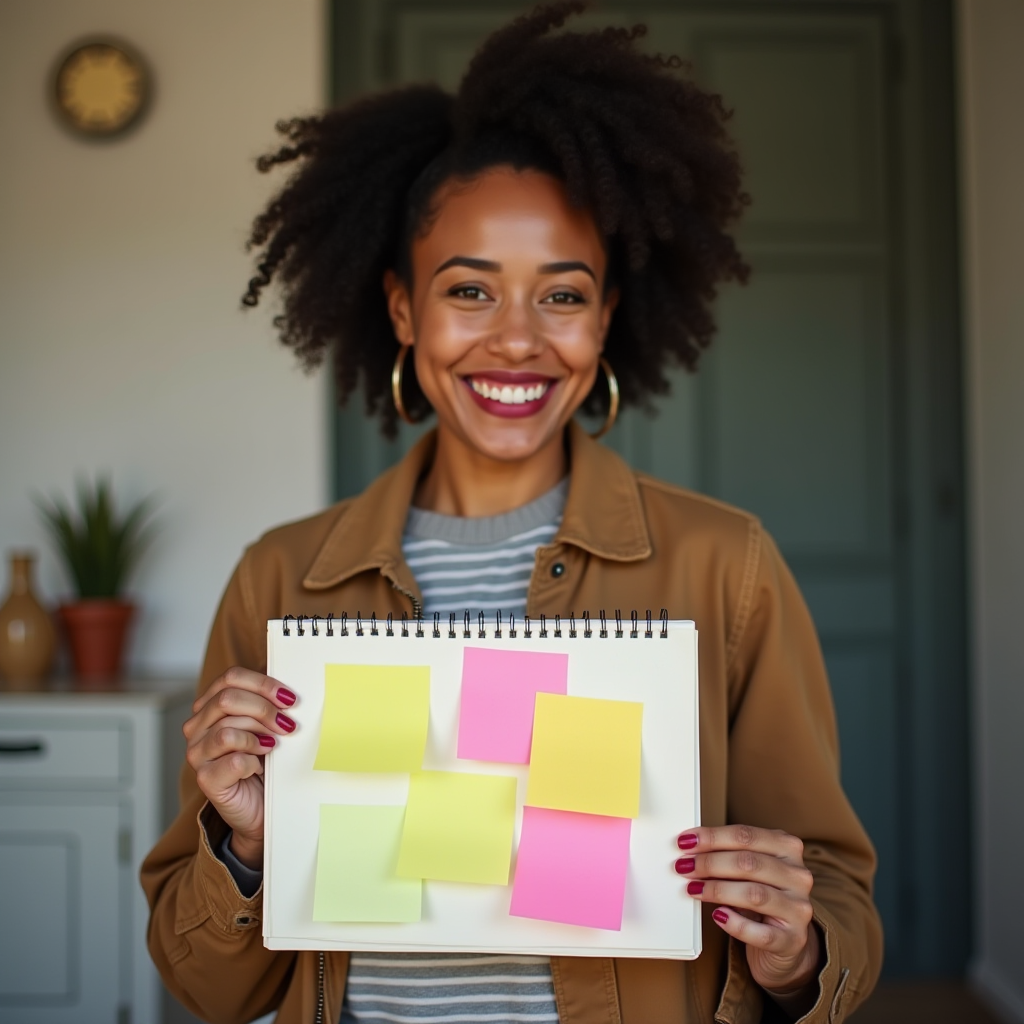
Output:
[118, 828, 132, 864]
[117, 1004, 131, 1024]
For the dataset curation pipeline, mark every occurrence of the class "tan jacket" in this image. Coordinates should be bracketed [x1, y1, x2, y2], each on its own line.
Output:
[141, 423, 881, 1024]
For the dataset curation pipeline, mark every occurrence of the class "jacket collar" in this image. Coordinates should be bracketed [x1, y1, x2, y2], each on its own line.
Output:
[303, 420, 651, 592]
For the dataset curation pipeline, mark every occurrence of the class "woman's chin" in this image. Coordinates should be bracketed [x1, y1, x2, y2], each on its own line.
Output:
[448, 408, 564, 464]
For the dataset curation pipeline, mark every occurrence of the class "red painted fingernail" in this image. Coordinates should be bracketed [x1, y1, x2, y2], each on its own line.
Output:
[258, 734, 276, 748]
[674, 857, 695, 874]
[276, 712, 296, 732]
[687, 881, 705, 896]
[713, 908, 729, 925]
[276, 687, 297, 707]
[677, 833, 698, 850]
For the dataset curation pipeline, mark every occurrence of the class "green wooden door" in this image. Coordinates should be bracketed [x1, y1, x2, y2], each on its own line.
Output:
[330, 0, 967, 977]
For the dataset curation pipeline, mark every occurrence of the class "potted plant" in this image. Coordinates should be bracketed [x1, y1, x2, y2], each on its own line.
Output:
[36, 477, 157, 684]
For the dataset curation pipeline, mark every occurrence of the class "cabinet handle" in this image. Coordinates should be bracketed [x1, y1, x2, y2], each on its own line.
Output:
[0, 740, 45, 755]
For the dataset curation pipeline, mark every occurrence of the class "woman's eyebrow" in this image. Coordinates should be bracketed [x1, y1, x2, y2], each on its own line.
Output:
[434, 256, 500, 276]
[539, 260, 596, 281]
[433, 256, 597, 282]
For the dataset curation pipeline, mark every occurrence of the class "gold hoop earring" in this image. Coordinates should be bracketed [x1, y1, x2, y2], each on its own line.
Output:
[589, 357, 620, 440]
[391, 345, 418, 426]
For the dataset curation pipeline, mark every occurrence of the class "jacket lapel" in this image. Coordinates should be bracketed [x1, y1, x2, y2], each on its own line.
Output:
[301, 422, 651, 598]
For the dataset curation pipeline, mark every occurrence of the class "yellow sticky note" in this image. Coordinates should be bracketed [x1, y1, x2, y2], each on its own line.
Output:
[314, 664, 430, 773]
[526, 693, 643, 818]
[397, 771, 517, 885]
[313, 804, 421, 922]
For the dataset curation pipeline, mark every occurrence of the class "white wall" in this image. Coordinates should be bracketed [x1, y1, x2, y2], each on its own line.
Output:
[0, 0, 328, 678]
[959, 1, 1024, 1019]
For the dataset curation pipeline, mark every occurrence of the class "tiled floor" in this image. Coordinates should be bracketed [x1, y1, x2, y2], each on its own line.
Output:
[851, 982, 1005, 1023]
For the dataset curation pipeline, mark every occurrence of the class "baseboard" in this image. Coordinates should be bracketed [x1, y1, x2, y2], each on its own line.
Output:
[971, 960, 1024, 1024]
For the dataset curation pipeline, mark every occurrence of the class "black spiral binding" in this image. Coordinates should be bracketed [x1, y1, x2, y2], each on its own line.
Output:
[278, 609, 674, 639]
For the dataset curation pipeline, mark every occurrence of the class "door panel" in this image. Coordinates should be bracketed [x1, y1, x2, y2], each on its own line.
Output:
[331, 0, 967, 975]
[687, 25, 886, 237]
[704, 264, 891, 554]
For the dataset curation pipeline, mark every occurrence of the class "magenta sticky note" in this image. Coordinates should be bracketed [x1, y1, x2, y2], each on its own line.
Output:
[510, 806, 631, 930]
[457, 647, 568, 764]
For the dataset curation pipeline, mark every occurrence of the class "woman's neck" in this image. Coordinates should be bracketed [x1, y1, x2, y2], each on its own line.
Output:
[414, 426, 567, 518]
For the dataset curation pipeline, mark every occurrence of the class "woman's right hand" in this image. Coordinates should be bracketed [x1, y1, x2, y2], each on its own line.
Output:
[183, 667, 298, 869]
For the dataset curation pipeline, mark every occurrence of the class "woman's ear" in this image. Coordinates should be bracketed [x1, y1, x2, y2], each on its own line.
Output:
[383, 269, 415, 348]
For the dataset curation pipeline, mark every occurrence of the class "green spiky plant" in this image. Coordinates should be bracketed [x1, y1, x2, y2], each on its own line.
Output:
[35, 478, 158, 600]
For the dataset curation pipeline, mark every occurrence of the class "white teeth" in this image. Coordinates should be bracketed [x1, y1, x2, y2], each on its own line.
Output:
[470, 379, 549, 405]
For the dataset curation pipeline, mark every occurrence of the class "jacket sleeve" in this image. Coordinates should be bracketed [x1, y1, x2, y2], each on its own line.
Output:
[719, 527, 883, 1023]
[140, 550, 297, 1024]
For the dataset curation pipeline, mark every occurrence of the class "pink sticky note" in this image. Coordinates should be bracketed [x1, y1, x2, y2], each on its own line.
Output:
[510, 806, 631, 930]
[457, 647, 568, 763]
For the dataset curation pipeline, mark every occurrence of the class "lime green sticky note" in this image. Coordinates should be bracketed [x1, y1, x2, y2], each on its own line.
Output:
[314, 664, 430, 772]
[397, 771, 517, 885]
[526, 693, 643, 818]
[313, 804, 421, 922]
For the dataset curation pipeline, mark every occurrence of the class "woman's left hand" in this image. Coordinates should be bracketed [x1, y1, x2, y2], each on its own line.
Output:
[674, 825, 823, 998]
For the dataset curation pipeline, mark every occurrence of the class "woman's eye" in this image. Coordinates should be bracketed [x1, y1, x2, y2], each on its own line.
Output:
[543, 290, 584, 305]
[450, 285, 489, 301]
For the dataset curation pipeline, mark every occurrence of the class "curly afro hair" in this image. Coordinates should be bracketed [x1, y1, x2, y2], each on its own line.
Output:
[243, 1, 749, 437]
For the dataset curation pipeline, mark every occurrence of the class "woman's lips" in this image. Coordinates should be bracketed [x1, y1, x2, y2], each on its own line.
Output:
[462, 374, 557, 419]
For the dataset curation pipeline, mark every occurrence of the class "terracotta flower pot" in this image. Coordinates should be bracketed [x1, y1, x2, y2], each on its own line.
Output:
[59, 600, 135, 685]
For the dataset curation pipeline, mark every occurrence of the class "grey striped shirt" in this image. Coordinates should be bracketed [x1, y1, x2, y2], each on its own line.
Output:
[340, 478, 568, 1024]
[402, 478, 567, 621]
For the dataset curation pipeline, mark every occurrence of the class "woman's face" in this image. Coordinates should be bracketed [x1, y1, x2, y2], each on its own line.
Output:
[385, 167, 617, 464]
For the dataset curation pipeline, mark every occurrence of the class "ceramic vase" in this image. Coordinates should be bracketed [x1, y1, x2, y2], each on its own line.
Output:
[0, 552, 57, 690]
[59, 600, 135, 685]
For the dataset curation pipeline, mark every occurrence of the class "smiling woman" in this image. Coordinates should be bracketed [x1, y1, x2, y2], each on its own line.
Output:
[141, 4, 881, 1024]
[382, 168, 618, 512]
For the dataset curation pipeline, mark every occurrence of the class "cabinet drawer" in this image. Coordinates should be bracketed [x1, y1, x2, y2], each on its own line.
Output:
[0, 719, 128, 784]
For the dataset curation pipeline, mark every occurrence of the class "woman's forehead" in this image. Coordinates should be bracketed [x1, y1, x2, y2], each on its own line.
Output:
[415, 167, 606, 265]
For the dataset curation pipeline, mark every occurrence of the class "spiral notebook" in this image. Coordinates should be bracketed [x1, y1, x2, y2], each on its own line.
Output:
[263, 612, 701, 959]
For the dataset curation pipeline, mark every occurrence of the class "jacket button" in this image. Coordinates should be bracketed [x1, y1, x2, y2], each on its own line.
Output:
[550, 562, 565, 578]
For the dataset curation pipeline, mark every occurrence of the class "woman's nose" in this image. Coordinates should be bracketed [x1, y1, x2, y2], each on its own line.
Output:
[485, 297, 544, 360]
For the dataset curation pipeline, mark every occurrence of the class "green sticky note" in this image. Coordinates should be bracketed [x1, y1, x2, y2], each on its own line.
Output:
[313, 804, 421, 922]
[526, 693, 643, 818]
[314, 664, 430, 773]
[397, 771, 517, 885]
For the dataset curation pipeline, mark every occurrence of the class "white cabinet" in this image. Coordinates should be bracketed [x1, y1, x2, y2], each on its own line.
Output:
[0, 681, 195, 1024]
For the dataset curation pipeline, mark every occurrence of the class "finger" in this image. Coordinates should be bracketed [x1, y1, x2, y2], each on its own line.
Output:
[185, 688, 296, 741]
[196, 751, 265, 796]
[683, 878, 813, 935]
[189, 714, 281, 750]
[192, 666, 296, 715]
[187, 722, 278, 770]
[709, 905, 799, 954]
[674, 850, 813, 896]
[676, 825, 806, 867]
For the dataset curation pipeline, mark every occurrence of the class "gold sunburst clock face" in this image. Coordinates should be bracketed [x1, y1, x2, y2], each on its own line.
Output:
[54, 41, 149, 137]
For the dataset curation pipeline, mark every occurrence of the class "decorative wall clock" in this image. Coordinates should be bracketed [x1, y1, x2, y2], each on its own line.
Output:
[53, 40, 150, 138]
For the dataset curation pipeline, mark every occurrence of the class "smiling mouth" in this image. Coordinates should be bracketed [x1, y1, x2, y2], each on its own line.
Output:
[468, 378, 552, 405]
[462, 373, 558, 419]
